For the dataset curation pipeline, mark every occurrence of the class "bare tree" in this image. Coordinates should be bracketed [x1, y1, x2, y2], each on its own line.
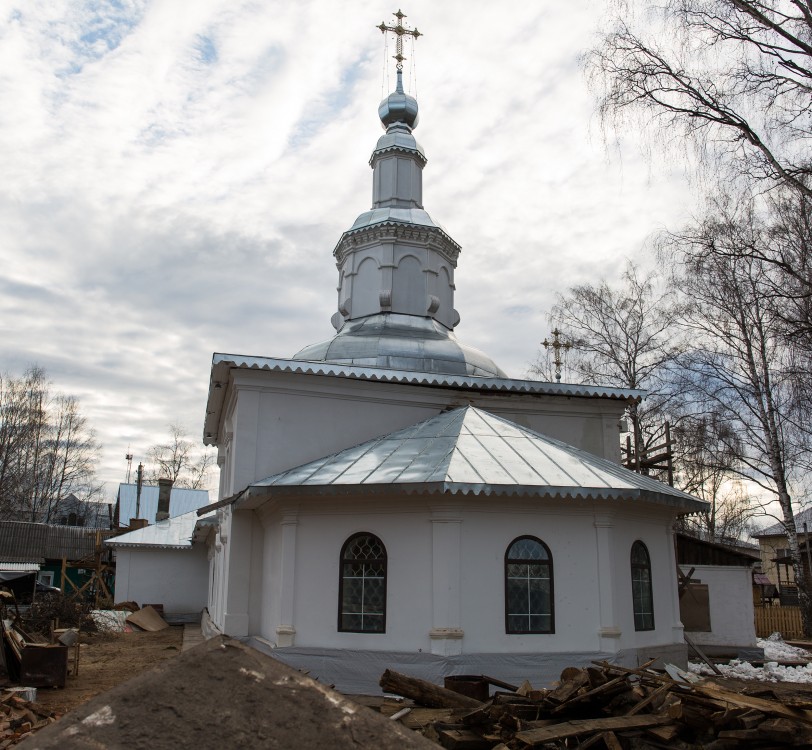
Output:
[666, 225, 812, 633]
[146, 423, 215, 490]
[0, 368, 103, 522]
[530, 262, 684, 464]
[587, 1, 812, 199]
[671, 411, 758, 540]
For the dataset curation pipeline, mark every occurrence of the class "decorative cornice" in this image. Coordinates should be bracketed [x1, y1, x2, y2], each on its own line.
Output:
[334, 221, 461, 265]
[369, 144, 428, 167]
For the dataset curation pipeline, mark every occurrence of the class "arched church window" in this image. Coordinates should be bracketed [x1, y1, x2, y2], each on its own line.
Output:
[505, 536, 554, 634]
[338, 532, 387, 633]
[631, 541, 655, 631]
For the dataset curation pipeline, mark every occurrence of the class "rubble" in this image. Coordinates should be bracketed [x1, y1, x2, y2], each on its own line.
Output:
[379, 660, 812, 748]
[0, 691, 56, 748]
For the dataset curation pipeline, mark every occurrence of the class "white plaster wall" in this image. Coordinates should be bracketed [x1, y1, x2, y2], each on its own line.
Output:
[679, 564, 757, 647]
[221, 371, 626, 497]
[612, 514, 682, 653]
[114, 545, 209, 614]
[246, 496, 683, 656]
[459, 506, 601, 652]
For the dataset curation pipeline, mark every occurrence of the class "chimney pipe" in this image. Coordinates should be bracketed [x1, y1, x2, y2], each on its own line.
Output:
[156, 478, 173, 522]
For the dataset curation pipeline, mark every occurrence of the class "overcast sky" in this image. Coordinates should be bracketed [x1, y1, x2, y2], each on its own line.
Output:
[0, 1, 697, 498]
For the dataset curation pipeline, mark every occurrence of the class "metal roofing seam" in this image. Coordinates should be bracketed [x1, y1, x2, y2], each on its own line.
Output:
[0, 561, 42, 571]
[243, 480, 701, 509]
[210, 354, 644, 400]
[245, 407, 705, 513]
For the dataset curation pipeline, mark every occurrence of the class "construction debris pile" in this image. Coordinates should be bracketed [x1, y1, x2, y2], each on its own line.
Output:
[378, 660, 812, 749]
[0, 690, 57, 748]
[0, 620, 73, 690]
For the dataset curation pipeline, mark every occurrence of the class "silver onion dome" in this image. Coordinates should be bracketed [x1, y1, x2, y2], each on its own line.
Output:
[293, 314, 507, 378]
[378, 70, 419, 130]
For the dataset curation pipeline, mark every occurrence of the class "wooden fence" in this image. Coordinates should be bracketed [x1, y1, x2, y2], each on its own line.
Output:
[754, 605, 804, 640]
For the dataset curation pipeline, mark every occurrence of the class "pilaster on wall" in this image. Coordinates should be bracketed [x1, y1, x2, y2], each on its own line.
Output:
[222, 509, 253, 637]
[276, 510, 299, 647]
[665, 525, 685, 643]
[594, 514, 622, 652]
[430, 506, 464, 655]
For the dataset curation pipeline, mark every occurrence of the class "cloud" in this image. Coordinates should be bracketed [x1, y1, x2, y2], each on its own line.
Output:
[0, 0, 698, 497]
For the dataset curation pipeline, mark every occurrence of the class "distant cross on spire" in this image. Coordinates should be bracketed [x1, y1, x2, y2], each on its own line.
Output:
[377, 9, 421, 72]
[542, 328, 574, 383]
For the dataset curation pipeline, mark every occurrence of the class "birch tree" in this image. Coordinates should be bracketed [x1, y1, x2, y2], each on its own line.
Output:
[587, 0, 812, 200]
[667, 224, 812, 633]
[530, 262, 684, 464]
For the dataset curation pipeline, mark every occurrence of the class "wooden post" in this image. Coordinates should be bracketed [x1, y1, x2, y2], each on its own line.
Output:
[60, 557, 67, 592]
[664, 420, 674, 487]
[379, 669, 483, 709]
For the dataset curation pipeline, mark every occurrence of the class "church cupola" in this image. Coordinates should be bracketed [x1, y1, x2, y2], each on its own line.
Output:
[293, 11, 506, 378]
[371, 71, 425, 211]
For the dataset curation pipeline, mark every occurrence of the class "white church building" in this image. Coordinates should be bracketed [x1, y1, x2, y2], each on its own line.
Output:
[198, 20, 706, 691]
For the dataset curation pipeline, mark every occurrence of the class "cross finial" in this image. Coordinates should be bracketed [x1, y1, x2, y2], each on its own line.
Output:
[541, 328, 574, 383]
[377, 9, 422, 72]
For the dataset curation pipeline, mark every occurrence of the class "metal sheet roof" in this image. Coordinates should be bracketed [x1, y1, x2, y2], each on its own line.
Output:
[752, 507, 812, 538]
[0, 562, 41, 572]
[246, 406, 706, 512]
[292, 313, 506, 378]
[106, 509, 216, 550]
[116, 485, 211, 526]
[204, 354, 643, 445]
[0, 522, 114, 563]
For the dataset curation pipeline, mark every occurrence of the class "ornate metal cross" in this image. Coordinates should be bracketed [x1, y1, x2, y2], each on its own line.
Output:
[377, 9, 421, 71]
[542, 328, 573, 383]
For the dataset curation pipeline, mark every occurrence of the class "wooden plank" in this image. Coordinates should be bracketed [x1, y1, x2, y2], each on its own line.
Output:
[683, 633, 722, 675]
[546, 670, 589, 703]
[481, 675, 519, 692]
[600, 732, 624, 750]
[645, 724, 679, 741]
[625, 682, 672, 716]
[550, 675, 629, 714]
[437, 728, 491, 750]
[514, 715, 669, 746]
[756, 716, 812, 743]
[380, 670, 483, 710]
[591, 661, 671, 686]
[693, 683, 812, 723]
[400, 709, 455, 730]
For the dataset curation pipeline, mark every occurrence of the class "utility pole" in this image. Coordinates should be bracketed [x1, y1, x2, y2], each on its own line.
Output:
[135, 462, 144, 519]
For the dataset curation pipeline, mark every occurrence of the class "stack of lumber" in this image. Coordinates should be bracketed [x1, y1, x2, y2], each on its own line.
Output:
[379, 661, 812, 749]
[0, 691, 56, 748]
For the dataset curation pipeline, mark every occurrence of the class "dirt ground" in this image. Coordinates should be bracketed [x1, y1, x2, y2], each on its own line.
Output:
[22, 637, 435, 750]
[32, 626, 184, 716]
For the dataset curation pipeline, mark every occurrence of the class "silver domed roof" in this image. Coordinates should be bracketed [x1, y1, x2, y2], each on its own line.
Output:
[378, 70, 419, 130]
[293, 314, 507, 378]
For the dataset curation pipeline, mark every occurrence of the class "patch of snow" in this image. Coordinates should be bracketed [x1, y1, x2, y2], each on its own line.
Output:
[759, 633, 812, 661]
[238, 667, 264, 682]
[82, 705, 116, 726]
[687, 633, 812, 683]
